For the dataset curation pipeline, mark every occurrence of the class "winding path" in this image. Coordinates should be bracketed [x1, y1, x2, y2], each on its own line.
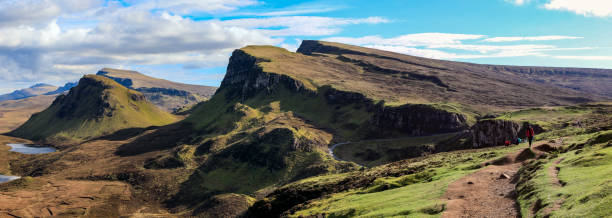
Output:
[328, 142, 354, 163]
[442, 142, 561, 218]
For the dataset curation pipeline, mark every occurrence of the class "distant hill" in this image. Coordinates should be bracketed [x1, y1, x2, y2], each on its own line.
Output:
[97, 68, 217, 112]
[479, 65, 612, 98]
[1, 41, 609, 217]
[0, 95, 56, 133]
[9, 75, 179, 145]
[145, 41, 605, 214]
[0, 83, 57, 102]
[0, 81, 78, 103]
[43, 81, 78, 95]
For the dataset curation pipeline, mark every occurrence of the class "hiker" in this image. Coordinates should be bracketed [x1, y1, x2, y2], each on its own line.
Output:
[526, 125, 535, 148]
[513, 137, 522, 145]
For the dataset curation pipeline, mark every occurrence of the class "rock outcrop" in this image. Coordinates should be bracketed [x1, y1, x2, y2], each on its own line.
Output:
[471, 119, 520, 148]
[219, 49, 314, 100]
[372, 103, 469, 137]
[220, 49, 469, 138]
[53, 76, 126, 119]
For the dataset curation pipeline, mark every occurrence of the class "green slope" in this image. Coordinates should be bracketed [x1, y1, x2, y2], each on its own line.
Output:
[121, 42, 605, 215]
[516, 130, 612, 217]
[246, 103, 612, 217]
[10, 75, 179, 144]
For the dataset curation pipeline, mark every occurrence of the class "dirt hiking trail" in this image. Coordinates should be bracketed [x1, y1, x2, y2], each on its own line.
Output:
[442, 141, 561, 218]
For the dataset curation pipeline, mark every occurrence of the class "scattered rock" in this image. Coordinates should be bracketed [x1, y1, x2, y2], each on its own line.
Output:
[467, 181, 474, 185]
[499, 173, 510, 179]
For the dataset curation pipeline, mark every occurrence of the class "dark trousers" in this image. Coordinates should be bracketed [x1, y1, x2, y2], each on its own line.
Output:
[528, 136, 533, 147]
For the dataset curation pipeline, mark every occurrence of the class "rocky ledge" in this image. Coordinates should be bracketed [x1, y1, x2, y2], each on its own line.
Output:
[218, 48, 470, 138]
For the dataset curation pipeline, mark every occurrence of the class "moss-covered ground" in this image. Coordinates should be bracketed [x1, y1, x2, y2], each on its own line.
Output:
[516, 130, 612, 217]
[290, 145, 524, 217]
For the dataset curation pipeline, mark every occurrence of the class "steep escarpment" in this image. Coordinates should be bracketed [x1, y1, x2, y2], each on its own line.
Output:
[97, 68, 217, 112]
[110, 44, 472, 215]
[371, 104, 468, 137]
[10, 75, 178, 144]
[296, 40, 603, 110]
[215, 47, 470, 139]
[218, 49, 315, 101]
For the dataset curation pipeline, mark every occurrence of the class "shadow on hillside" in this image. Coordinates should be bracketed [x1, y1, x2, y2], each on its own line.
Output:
[114, 122, 200, 156]
[94, 126, 160, 141]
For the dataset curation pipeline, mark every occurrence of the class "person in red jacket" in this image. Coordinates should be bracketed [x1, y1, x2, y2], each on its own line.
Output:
[526, 125, 535, 148]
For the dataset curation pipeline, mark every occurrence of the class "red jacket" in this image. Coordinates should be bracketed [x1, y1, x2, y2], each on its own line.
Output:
[526, 128, 535, 138]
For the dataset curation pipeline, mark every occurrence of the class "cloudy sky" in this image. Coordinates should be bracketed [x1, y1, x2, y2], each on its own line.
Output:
[1, 0, 611, 94]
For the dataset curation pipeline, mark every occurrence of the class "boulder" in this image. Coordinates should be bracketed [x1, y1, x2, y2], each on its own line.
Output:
[472, 119, 520, 148]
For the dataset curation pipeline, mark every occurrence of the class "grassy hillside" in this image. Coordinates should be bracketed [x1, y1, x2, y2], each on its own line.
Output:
[516, 130, 612, 217]
[296, 41, 605, 111]
[0, 41, 608, 217]
[97, 68, 217, 112]
[116, 87, 357, 211]
[111, 42, 605, 215]
[286, 145, 523, 217]
[249, 103, 611, 217]
[9, 75, 179, 144]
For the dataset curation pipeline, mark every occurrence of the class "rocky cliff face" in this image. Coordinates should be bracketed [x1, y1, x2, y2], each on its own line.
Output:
[219, 49, 313, 101]
[53, 76, 117, 119]
[220, 49, 470, 139]
[471, 119, 520, 148]
[372, 103, 469, 137]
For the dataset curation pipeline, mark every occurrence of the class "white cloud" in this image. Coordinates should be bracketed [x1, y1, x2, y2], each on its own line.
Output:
[544, 0, 612, 17]
[252, 8, 337, 16]
[483, 35, 582, 42]
[133, 0, 260, 15]
[509, 0, 612, 17]
[554, 55, 612, 60]
[323, 33, 590, 60]
[506, 0, 531, 6]
[0, 0, 102, 27]
[365, 45, 489, 59]
[0, 0, 391, 90]
[220, 16, 389, 36]
[325, 33, 485, 47]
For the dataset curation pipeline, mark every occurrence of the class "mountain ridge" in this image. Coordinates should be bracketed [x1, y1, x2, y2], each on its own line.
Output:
[97, 68, 217, 112]
[0, 84, 57, 102]
[0, 41, 609, 217]
[9, 75, 179, 145]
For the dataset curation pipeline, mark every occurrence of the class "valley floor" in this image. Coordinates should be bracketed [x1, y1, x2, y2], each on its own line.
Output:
[0, 131, 610, 217]
[0, 104, 611, 217]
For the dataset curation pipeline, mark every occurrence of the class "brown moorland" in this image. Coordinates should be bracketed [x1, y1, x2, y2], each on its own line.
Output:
[0, 41, 610, 217]
[0, 95, 56, 133]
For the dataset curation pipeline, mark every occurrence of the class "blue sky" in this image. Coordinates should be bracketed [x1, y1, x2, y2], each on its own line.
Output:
[1, 0, 611, 94]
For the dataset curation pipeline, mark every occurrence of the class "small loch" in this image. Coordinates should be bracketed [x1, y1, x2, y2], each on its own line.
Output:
[7, 143, 56, 154]
[0, 175, 20, 183]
